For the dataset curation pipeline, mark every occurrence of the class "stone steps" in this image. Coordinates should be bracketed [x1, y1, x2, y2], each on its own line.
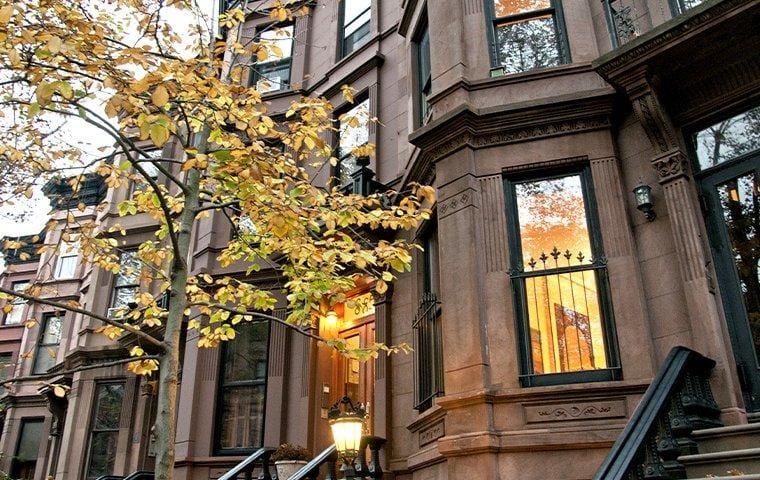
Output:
[682, 423, 760, 479]
[692, 423, 760, 454]
[681, 447, 760, 478]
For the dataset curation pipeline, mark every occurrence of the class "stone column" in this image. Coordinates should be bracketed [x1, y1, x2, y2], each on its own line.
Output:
[629, 75, 745, 422]
[372, 291, 392, 441]
[264, 309, 290, 446]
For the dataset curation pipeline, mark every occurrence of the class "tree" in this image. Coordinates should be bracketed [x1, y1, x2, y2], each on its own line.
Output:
[0, 1, 433, 479]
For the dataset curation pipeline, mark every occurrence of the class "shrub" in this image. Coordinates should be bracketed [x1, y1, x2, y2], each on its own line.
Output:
[272, 443, 311, 462]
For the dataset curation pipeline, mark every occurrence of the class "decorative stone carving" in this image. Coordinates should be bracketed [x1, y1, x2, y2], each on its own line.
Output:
[524, 399, 626, 424]
[419, 420, 445, 447]
[631, 90, 679, 154]
[438, 189, 475, 219]
[652, 149, 689, 183]
[479, 175, 509, 273]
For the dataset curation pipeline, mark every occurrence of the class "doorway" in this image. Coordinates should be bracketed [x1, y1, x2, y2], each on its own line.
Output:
[334, 321, 375, 434]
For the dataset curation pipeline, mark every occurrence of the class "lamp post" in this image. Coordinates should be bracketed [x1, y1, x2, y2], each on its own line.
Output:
[328, 396, 366, 478]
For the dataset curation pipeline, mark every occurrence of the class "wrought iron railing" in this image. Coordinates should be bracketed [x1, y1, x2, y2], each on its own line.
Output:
[603, 0, 708, 48]
[593, 346, 722, 480]
[218, 446, 275, 480]
[289, 436, 385, 480]
[95, 471, 154, 480]
[413, 292, 443, 412]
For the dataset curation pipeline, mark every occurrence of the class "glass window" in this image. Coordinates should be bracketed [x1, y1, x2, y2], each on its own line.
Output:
[415, 17, 432, 126]
[216, 321, 269, 454]
[129, 149, 161, 198]
[490, 0, 567, 74]
[252, 24, 294, 93]
[84, 383, 125, 480]
[11, 418, 43, 480]
[340, 0, 371, 57]
[670, 0, 706, 15]
[0, 353, 13, 396]
[505, 168, 617, 384]
[336, 99, 370, 186]
[53, 241, 79, 279]
[110, 251, 141, 315]
[414, 223, 444, 411]
[33, 313, 62, 374]
[694, 106, 760, 171]
[4, 281, 29, 325]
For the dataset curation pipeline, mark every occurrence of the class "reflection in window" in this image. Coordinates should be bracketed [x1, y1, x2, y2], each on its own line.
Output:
[4, 281, 29, 325]
[53, 241, 79, 279]
[252, 24, 294, 93]
[695, 106, 760, 170]
[671, 0, 706, 15]
[508, 172, 613, 378]
[110, 251, 141, 314]
[337, 99, 370, 186]
[0, 353, 13, 397]
[340, 0, 371, 57]
[85, 383, 125, 480]
[129, 149, 161, 198]
[33, 313, 62, 374]
[491, 0, 566, 74]
[415, 15, 431, 126]
[216, 321, 269, 454]
[11, 418, 43, 480]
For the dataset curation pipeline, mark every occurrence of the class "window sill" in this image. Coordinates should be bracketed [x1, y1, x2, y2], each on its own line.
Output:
[519, 367, 622, 388]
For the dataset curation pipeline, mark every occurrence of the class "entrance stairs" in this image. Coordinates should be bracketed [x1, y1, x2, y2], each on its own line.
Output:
[681, 423, 760, 479]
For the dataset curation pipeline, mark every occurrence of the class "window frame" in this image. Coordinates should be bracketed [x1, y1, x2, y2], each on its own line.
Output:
[333, 96, 371, 187]
[53, 241, 79, 280]
[503, 164, 620, 387]
[4, 280, 30, 326]
[413, 12, 432, 128]
[213, 320, 271, 456]
[249, 22, 295, 94]
[109, 250, 141, 314]
[0, 352, 14, 396]
[10, 417, 44, 480]
[128, 149, 162, 199]
[338, 0, 372, 59]
[32, 312, 63, 375]
[413, 219, 444, 412]
[83, 381, 126, 480]
[484, 0, 571, 72]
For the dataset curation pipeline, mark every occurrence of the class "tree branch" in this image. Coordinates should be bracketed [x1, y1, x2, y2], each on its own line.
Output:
[0, 355, 160, 387]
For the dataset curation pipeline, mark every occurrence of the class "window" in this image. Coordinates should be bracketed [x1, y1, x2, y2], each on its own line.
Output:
[110, 251, 141, 315]
[33, 313, 62, 375]
[670, 0, 706, 15]
[336, 98, 370, 186]
[488, 0, 568, 74]
[129, 150, 161, 198]
[0, 353, 13, 396]
[251, 24, 294, 93]
[339, 0, 371, 57]
[694, 106, 760, 171]
[414, 222, 444, 411]
[504, 167, 619, 386]
[53, 241, 78, 279]
[215, 321, 269, 454]
[84, 383, 125, 479]
[415, 15, 432, 126]
[11, 418, 43, 480]
[4, 281, 29, 325]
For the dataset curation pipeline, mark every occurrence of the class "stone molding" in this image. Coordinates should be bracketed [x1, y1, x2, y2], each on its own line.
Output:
[652, 149, 690, 183]
[438, 188, 477, 219]
[631, 88, 680, 154]
[524, 399, 627, 424]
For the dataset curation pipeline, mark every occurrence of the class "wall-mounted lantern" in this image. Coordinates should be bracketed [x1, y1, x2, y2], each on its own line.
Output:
[328, 396, 366, 475]
[633, 181, 656, 221]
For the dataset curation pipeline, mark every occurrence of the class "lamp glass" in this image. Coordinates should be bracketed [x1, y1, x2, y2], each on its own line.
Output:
[633, 184, 652, 207]
[330, 417, 363, 458]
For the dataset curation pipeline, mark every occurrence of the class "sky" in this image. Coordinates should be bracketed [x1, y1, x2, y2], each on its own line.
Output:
[0, 0, 217, 270]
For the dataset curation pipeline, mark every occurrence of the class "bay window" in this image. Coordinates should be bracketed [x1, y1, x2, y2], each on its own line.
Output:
[84, 383, 125, 479]
[504, 166, 619, 386]
[488, 0, 569, 74]
[109, 251, 141, 316]
[339, 0, 371, 57]
[251, 24, 294, 93]
[336, 98, 370, 186]
[4, 280, 29, 325]
[33, 313, 62, 375]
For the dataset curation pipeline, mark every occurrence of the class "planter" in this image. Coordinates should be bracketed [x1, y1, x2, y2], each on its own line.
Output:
[275, 460, 308, 480]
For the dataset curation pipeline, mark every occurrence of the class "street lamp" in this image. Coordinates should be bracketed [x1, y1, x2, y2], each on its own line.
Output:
[328, 396, 366, 475]
[633, 181, 656, 221]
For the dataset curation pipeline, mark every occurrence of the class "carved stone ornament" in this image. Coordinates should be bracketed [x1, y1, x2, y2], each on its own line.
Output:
[652, 149, 690, 184]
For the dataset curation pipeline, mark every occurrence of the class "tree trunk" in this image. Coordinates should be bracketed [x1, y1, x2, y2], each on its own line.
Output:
[152, 141, 204, 480]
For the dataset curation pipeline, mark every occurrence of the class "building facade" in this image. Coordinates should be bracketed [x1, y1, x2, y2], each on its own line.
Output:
[0, 0, 759, 479]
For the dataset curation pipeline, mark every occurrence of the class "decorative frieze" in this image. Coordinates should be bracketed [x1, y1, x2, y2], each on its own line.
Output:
[524, 399, 626, 424]
[419, 420, 445, 447]
[438, 188, 476, 219]
[652, 149, 689, 184]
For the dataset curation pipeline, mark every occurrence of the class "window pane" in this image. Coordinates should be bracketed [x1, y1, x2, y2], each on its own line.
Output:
[41, 315, 62, 344]
[218, 385, 266, 450]
[515, 175, 592, 271]
[695, 106, 760, 170]
[495, 15, 561, 74]
[222, 322, 269, 383]
[525, 271, 608, 374]
[259, 25, 294, 60]
[255, 61, 292, 93]
[33, 346, 58, 374]
[85, 431, 119, 480]
[344, 0, 371, 26]
[54, 255, 77, 279]
[15, 419, 43, 462]
[0, 354, 12, 396]
[493, 0, 551, 17]
[115, 251, 141, 287]
[93, 383, 125, 430]
[112, 286, 138, 309]
[338, 99, 370, 184]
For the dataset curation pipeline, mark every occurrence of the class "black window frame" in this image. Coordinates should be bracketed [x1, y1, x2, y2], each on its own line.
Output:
[333, 96, 371, 187]
[503, 164, 621, 387]
[249, 22, 295, 94]
[484, 0, 571, 72]
[83, 381, 126, 480]
[413, 219, 444, 412]
[669, 0, 705, 16]
[10, 417, 44, 480]
[338, 0, 372, 59]
[128, 149, 162, 199]
[32, 312, 63, 375]
[109, 250, 141, 314]
[413, 12, 432, 128]
[213, 320, 271, 456]
[0, 352, 13, 397]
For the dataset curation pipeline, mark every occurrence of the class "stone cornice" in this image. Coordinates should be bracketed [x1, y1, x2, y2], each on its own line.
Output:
[403, 89, 615, 186]
[62, 345, 130, 371]
[593, 0, 757, 86]
[398, 0, 422, 38]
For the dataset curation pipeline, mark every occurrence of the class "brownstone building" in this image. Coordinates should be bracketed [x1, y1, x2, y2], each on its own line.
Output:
[1, 0, 759, 479]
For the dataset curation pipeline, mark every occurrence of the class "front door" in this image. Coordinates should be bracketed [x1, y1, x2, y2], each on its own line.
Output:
[335, 321, 375, 433]
[700, 153, 760, 412]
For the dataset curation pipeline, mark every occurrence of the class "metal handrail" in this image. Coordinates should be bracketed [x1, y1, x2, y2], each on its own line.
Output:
[218, 446, 276, 480]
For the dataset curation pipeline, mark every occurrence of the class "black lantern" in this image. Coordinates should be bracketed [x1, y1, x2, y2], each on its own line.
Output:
[328, 396, 366, 473]
[633, 181, 656, 221]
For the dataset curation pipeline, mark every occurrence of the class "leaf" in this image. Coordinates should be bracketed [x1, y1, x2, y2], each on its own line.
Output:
[376, 280, 388, 295]
[52, 385, 67, 398]
[152, 85, 169, 108]
[149, 123, 169, 147]
[0, 5, 13, 24]
[46, 36, 62, 54]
